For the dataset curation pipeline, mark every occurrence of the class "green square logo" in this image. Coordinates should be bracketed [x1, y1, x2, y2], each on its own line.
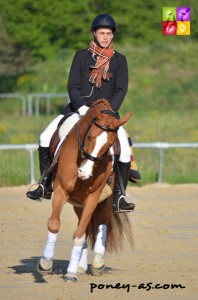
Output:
[163, 7, 176, 21]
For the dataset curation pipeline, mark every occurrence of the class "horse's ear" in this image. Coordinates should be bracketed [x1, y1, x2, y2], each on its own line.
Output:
[116, 112, 133, 127]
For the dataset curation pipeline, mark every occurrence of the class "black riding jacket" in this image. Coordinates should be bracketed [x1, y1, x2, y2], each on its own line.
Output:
[62, 49, 128, 115]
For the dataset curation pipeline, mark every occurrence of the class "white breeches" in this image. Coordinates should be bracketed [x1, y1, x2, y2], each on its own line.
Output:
[39, 114, 131, 163]
[40, 114, 64, 147]
[117, 126, 131, 163]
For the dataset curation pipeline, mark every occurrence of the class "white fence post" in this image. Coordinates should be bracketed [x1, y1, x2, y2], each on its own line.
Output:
[134, 142, 198, 183]
[27, 93, 69, 116]
[28, 149, 36, 184]
[158, 148, 164, 183]
[0, 144, 38, 184]
[0, 93, 26, 115]
[0, 92, 69, 116]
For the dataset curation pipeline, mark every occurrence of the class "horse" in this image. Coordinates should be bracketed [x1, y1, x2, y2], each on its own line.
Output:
[37, 99, 134, 282]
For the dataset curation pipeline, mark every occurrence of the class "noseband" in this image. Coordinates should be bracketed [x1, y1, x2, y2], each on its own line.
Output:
[78, 110, 118, 162]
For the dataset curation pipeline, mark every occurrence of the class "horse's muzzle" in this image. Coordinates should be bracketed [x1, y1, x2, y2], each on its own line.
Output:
[78, 167, 93, 180]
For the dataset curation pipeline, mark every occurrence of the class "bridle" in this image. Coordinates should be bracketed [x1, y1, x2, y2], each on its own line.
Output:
[78, 110, 118, 162]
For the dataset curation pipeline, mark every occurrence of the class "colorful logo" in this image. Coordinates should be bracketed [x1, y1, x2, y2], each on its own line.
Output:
[162, 7, 190, 35]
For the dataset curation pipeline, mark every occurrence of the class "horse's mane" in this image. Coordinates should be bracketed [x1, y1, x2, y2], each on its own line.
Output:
[91, 98, 113, 111]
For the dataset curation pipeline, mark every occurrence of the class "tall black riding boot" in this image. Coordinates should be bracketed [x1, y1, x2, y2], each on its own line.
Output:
[26, 146, 53, 200]
[112, 162, 135, 213]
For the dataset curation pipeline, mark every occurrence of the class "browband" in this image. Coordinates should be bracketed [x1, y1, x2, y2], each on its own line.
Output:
[100, 109, 118, 119]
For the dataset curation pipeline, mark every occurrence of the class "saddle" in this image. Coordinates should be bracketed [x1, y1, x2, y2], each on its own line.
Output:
[49, 126, 61, 159]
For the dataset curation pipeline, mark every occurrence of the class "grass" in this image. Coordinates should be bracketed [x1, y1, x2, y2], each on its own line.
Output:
[0, 41, 198, 187]
[133, 148, 198, 186]
[0, 150, 37, 186]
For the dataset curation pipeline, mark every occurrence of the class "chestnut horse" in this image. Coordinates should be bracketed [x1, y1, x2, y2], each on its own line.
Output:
[37, 99, 133, 282]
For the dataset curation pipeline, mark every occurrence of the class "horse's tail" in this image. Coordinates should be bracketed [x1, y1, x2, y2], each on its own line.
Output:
[86, 198, 134, 252]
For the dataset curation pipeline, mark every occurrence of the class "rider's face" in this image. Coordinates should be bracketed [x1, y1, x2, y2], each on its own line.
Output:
[94, 28, 113, 48]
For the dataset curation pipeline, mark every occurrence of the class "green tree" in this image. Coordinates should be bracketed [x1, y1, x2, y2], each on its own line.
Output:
[0, 0, 198, 74]
[0, 17, 32, 75]
[0, 0, 93, 60]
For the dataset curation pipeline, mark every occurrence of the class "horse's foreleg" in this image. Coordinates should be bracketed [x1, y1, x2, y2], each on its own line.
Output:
[64, 234, 86, 282]
[37, 185, 67, 275]
[48, 185, 67, 233]
[37, 230, 57, 275]
[78, 239, 88, 273]
[73, 206, 88, 274]
[73, 192, 100, 239]
[64, 193, 100, 282]
[91, 224, 107, 276]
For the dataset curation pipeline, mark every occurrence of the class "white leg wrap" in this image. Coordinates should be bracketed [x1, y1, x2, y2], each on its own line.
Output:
[73, 234, 86, 246]
[78, 240, 88, 272]
[94, 224, 106, 256]
[43, 231, 57, 260]
[67, 235, 86, 275]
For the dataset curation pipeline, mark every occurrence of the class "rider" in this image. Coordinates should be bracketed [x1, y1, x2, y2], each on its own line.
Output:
[26, 14, 141, 212]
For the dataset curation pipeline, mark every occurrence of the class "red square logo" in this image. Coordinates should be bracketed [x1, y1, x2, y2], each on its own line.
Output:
[162, 21, 177, 35]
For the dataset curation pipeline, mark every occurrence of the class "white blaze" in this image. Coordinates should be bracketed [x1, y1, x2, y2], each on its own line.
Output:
[78, 131, 108, 180]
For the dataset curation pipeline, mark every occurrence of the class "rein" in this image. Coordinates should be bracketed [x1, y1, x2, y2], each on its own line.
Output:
[78, 110, 118, 162]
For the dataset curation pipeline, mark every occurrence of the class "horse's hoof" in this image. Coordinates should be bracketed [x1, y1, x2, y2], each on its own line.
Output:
[91, 253, 105, 276]
[90, 264, 105, 277]
[64, 273, 77, 283]
[37, 257, 53, 275]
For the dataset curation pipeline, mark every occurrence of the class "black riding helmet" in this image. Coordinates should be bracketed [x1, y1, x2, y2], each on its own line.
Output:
[91, 14, 116, 32]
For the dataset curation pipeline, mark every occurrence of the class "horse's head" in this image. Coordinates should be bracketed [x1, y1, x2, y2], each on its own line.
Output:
[77, 99, 132, 180]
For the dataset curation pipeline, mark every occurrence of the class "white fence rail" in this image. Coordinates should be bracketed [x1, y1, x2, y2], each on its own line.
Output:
[134, 142, 198, 183]
[0, 93, 26, 115]
[0, 144, 38, 184]
[0, 93, 69, 116]
[0, 143, 198, 184]
[27, 93, 69, 116]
